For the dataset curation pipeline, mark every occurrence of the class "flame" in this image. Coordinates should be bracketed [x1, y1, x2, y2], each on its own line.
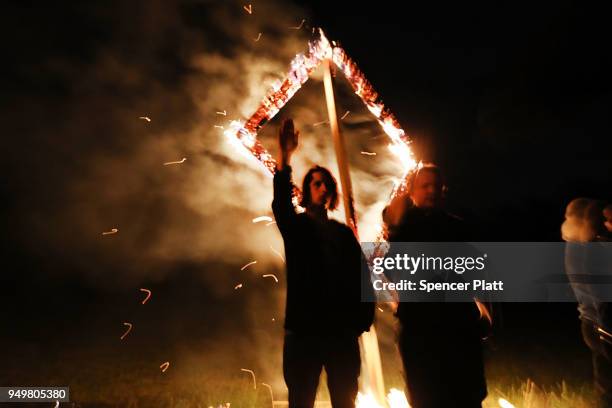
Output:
[498, 397, 515, 408]
[355, 389, 410, 408]
[223, 28, 417, 237]
[386, 389, 410, 408]
[475, 298, 493, 327]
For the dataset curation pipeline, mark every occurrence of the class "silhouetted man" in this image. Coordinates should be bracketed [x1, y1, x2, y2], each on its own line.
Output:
[272, 118, 374, 408]
[383, 164, 487, 408]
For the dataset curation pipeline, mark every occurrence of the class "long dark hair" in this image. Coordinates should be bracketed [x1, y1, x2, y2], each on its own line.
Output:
[300, 165, 339, 210]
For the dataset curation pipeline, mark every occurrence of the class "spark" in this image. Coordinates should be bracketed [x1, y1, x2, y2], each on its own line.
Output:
[262, 274, 279, 283]
[360, 151, 377, 156]
[269, 245, 285, 263]
[240, 368, 257, 389]
[313, 120, 329, 127]
[252, 216, 273, 223]
[377, 307, 384, 312]
[289, 19, 305, 30]
[498, 398, 515, 408]
[120, 322, 132, 340]
[243, 4, 252, 14]
[240, 261, 257, 271]
[214, 125, 225, 130]
[138, 116, 151, 122]
[261, 383, 274, 403]
[474, 298, 493, 335]
[254, 33, 262, 42]
[234, 283, 243, 290]
[139, 288, 151, 304]
[163, 157, 187, 166]
[216, 110, 227, 116]
[340, 110, 350, 120]
[160, 361, 170, 373]
[272, 317, 276, 322]
[102, 228, 118, 236]
[266, 221, 276, 226]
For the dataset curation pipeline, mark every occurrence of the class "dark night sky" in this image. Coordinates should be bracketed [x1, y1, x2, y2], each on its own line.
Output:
[299, 0, 611, 240]
[1, 0, 610, 389]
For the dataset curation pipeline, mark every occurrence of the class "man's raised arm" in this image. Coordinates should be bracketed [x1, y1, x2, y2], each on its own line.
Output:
[272, 119, 299, 234]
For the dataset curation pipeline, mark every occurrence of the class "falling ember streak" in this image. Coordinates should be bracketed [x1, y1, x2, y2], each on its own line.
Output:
[216, 110, 227, 116]
[240, 261, 257, 270]
[234, 283, 243, 290]
[261, 383, 274, 405]
[160, 361, 170, 373]
[269, 245, 285, 263]
[340, 110, 350, 120]
[252, 216, 273, 223]
[289, 19, 306, 30]
[240, 368, 257, 389]
[262, 274, 279, 283]
[102, 228, 118, 236]
[498, 398, 515, 408]
[138, 116, 151, 122]
[360, 151, 377, 156]
[163, 157, 187, 166]
[214, 125, 225, 130]
[313, 120, 329, 127]
[139, 288, 151, 304]
[377, 307, 384, 312]
[266, 221, 276, 226]
[474, 298, 493, 331]
[254, 33, 262, 42]
[243, 4, 252, 14]
[120, 322, 132, 340]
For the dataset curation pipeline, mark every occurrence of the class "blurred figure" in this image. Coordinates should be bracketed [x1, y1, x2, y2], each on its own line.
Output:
[272, 118, 375, 408]
[563, 198, 612, 408]
[382, 164, 487, 408]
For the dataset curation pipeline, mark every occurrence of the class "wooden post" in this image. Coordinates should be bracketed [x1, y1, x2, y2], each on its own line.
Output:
[322, 59, 357, 235]
[322, 58, 387, 406]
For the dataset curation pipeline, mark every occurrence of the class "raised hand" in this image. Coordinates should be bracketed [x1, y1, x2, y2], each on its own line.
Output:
[278, 118, 299, 169]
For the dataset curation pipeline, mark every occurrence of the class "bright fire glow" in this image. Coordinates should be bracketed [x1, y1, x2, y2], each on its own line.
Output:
[355, 389, 410, 408]
[498, 398, 515, 408]
[223, 28, 417, 200]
